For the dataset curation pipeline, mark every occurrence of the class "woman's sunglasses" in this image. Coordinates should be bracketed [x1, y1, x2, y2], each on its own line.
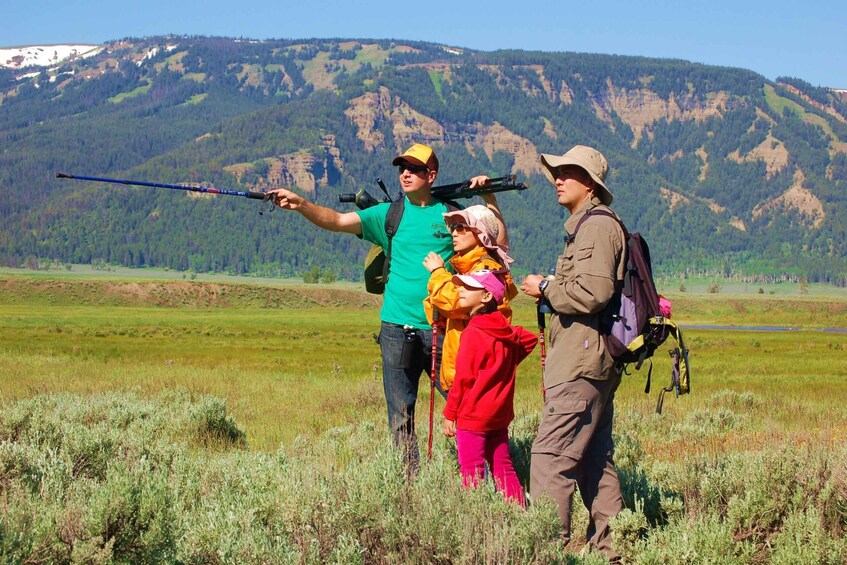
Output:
[448, 223, 473, 234]
[398, 163, 429, 175]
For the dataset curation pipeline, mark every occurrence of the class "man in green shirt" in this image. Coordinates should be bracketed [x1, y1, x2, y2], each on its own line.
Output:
[268, 143, 504, 472]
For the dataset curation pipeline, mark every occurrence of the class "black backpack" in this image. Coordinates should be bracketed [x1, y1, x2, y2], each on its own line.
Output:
[363, 197, 459, 294]
[570, 209, 691, 413]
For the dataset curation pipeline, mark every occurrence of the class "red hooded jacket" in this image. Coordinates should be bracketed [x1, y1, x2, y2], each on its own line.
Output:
[443, 310, 538, 432]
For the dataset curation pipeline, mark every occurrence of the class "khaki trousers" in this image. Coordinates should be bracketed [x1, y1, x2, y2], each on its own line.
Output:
[530, 375, 623, 560]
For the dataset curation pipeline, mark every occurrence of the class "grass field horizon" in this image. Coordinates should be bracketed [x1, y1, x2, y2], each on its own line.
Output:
[2, 272, 845, 562]
[4, 263, 847, 298]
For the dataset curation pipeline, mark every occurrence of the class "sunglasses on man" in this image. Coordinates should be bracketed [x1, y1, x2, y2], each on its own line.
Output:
[398, 163, 429, 175]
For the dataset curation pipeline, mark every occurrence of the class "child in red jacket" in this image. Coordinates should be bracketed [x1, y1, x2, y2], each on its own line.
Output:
[442, 271, 538, 506]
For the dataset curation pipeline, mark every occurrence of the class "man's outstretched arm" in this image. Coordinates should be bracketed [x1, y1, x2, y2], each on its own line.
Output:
[267, 188, 362, 235]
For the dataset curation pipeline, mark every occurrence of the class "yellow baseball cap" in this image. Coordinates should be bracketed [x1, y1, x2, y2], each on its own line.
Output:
[392, 143, 439, 171]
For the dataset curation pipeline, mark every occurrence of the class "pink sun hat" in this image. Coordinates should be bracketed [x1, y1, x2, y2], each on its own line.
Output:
[442, 205, 514, 266]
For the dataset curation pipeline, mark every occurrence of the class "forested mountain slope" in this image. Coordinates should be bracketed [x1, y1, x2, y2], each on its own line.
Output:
[1, 37, 845, 282]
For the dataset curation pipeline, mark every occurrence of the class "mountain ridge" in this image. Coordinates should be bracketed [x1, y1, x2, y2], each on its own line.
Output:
[1, 36, 845, 283]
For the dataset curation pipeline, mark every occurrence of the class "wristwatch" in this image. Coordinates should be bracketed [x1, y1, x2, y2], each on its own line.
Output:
[538, 278, 550, 296]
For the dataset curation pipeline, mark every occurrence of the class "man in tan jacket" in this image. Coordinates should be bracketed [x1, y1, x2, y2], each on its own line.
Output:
[521, 145, 626, 561]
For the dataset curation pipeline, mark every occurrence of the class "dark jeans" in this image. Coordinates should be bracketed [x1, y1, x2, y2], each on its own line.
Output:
[379, 321, 445, 473]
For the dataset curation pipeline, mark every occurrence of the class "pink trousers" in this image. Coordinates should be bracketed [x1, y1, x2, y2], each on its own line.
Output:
[455, 427, 525, 507]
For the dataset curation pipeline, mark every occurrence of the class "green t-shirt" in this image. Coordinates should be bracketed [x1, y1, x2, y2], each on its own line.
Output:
[357, 197, 454, 329]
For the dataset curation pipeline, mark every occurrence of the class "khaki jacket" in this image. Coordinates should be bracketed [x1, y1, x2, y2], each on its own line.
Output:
[541, 197, 626, 388]
[424, 246, 517, 391]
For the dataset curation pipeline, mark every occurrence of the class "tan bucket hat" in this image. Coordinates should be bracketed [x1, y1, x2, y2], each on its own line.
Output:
[540, 145, 613, 205]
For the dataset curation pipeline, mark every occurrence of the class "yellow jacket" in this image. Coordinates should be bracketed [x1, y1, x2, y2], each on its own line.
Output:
[424, 246, 519, 391]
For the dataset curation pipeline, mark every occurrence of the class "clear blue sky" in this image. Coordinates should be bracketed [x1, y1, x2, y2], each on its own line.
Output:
[2, 0, 845, 88]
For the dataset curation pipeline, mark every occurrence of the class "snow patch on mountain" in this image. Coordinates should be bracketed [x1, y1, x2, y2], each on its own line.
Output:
[0, 44, 102, 70]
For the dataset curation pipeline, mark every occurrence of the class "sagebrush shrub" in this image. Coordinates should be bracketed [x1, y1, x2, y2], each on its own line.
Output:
[1, 392, 845, 563]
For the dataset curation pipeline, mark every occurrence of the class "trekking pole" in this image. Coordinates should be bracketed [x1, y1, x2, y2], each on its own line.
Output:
[537, 269, 554, 399]
[56, 173, 271, 203]
[537, 304, 547, 400]
[427, 311, 439, 461]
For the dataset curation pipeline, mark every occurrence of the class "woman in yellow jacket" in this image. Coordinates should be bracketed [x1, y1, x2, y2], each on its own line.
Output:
[423, 205, 518, 392]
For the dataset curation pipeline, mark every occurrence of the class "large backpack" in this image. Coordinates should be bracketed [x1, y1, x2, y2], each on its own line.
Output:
[363, 197, 459, 294]
[570, 209, 691, 413]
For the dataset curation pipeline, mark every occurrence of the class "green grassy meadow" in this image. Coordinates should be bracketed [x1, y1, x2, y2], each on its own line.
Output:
[0, 275, 388, 449]
[3, 271, 845, 452]
[1, 270, 845, 562]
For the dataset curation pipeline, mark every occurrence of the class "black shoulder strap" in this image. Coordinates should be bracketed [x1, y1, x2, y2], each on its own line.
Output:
[443, 199, 461, 213]
[569, 208, 631, 301]
[384, 197, 405, 238]
[382, 198, 459, 284]
[382, 198, 406, 284]
[567, 208, 628, 244]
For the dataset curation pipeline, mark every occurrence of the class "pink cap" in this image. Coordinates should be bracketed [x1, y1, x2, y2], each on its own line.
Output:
[451, 270, 506, 304]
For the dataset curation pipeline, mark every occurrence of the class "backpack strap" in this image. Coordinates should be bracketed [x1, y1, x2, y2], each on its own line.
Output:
[381, 198, 406, 286]
[442, 199, 461, 213]
[569, 207, 630, 327]
[567, 208, 629, 244]
[656, 347, 680, 414]
[381, 198, 460, 285]
[654, 320, 691, 413]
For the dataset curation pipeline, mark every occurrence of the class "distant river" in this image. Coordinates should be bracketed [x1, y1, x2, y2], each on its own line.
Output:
[686, 325, 847, 334]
